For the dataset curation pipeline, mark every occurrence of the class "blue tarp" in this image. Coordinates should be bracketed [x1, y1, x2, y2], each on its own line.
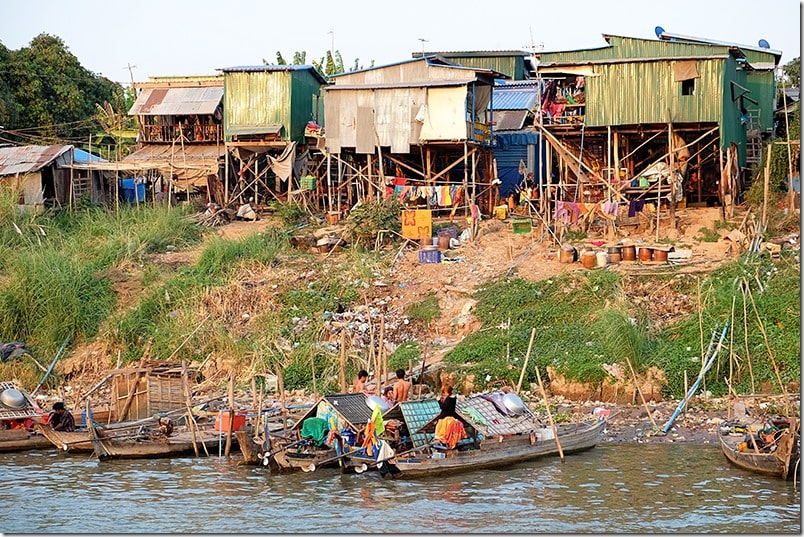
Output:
[73, 148, 106, 163]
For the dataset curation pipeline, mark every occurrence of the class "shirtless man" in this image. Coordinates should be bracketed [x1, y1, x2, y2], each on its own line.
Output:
[392, 369, 412, 403]
[353, 369, 369, 394]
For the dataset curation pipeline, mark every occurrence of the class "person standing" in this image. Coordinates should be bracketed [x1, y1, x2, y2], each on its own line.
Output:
[353, 370, 369, 394]
[48, 402, 76, 432]
[392, 369, 412, 403]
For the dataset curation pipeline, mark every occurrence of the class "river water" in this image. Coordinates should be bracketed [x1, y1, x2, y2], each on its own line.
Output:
[0, 443, 799, 534]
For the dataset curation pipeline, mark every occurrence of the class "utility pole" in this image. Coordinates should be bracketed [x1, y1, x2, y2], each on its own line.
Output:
[123, 63, 137, 85]
[327, 31, 334, 56]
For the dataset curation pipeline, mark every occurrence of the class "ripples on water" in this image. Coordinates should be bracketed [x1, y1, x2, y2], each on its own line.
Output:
[0, 444, 799, 534]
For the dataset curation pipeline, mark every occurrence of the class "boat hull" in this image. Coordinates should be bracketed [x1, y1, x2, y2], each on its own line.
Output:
[90, 427, 234, 461]
[720, 428, 799, 480]
[391, 420, 605, 478]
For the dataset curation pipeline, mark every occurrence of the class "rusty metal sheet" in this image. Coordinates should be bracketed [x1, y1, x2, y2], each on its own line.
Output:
[0, 145, 72, 176]
[129, 86, 223, 116]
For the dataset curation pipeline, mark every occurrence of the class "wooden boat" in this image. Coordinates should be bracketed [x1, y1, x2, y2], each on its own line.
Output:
[269, 393, 375, 473]
[719, 417, 800, 480]
[35, 416, 166, 453]
[88, 419, 237, 461]
[0, 381, 50, 452]
[360, 390, 607, 478]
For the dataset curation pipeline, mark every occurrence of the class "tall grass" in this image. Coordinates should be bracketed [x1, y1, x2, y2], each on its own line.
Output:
[0, 203, 204, 360]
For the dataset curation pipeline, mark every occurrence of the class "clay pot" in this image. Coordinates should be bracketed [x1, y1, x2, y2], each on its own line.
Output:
[653, 248, 668, 262]
[559, 245, 577, 263]
[581, 251, 597, 269]
[621, 245, 636, 261]
[437, 235, 450, 251]
[638, 247, 653, 262]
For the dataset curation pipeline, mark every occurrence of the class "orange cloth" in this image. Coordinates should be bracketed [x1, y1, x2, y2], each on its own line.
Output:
[435, 416, 466, 449]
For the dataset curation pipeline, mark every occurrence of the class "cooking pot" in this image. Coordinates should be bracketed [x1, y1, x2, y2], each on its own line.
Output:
[365, 395, 389, 413]
[502, 392, 526, 416]
[0, 388, 26, 409]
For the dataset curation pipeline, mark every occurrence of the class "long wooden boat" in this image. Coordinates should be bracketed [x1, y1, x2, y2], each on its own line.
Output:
[35, 417, 163, 453]
[0, 427, 53, 452]
[719, 418, 800, 480]
[357, 390, 607, 478]
[88, 420, 236, 461]
[388, 418, 606, 478]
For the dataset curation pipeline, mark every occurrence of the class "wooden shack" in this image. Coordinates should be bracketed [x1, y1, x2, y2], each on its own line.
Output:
[111, 361, 197, 421]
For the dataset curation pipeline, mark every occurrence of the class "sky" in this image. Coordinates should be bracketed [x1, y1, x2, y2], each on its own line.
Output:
[1, 0, 801, 85]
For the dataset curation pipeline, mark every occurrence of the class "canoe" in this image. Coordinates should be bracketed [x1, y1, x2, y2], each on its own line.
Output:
[719, 418, 800, 480]
[389, 418, 606, 478]
[88, 420, 236, 461]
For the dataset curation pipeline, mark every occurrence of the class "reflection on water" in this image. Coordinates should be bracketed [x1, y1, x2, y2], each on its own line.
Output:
[0, 444, 799, 534]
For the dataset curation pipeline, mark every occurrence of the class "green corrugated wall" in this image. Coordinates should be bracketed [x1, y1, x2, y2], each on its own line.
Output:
[585, 59, 726, 127]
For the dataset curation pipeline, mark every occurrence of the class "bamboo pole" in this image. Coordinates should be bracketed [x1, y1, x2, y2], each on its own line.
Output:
[339, 330, 347, 393]
[744, 280, 789, 415]
[761, 142, 772, 230]
[181, 360, 199, 457]
[224, 372, 235, 457]
[625, 355, 659, 429]
[741, 282, 756, 393]
[534, 363, 563, 462]
[309, 346, 318, 400]
[378, 315, 386, 393]
[517, 328, 536, 393]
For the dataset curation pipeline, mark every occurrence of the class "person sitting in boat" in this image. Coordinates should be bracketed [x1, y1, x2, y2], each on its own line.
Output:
[392, 369, 412, 403]
[48, 402, 75, 432]
[381, 386, 396, 407]
[434, 386, 467, 449]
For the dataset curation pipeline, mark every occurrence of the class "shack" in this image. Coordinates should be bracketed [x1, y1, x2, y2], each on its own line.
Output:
[322, 55, 507, 225]
[0, 145, 73, 211]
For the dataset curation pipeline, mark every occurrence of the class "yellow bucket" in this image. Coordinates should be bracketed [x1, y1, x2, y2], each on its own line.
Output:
[493, 205, 508, 220]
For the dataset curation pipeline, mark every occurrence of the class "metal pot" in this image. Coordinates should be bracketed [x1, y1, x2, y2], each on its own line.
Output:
[502, 393, 526, 416]
[365, 395, 389, 413]
[0, 388, 26, 409]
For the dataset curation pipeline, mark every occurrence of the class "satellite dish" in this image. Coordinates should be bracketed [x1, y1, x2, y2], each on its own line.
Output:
[758, 39, 771, 49]
[655, 26, 665, 38]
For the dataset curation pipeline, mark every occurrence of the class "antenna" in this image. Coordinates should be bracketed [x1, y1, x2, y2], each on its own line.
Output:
[418, 38, 429, 56]
[327, 31, 335, 56]
[123, 62, 137, 85]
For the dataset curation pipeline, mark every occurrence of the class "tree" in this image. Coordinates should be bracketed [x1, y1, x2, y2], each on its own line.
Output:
[781, 57, 800, 88]
[265, 50, 371, 78]
[0, 33, 123, 146]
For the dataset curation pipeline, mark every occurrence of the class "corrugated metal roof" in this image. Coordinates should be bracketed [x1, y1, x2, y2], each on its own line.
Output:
[492, 88, 539, 110]
[492, 110, 529, 131]
[0, 145, 72, 176]
[129, 86, 223, 116]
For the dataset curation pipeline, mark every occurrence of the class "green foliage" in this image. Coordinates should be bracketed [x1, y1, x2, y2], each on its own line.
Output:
[196, 230, 286, 278]
[405, 295, 441, 325]
[781, 57, 800, 88]
[695, 226, 721, 243]
[653, 258, 800, 397]
[0, 33, 122, 145]
[388, 342, 421, 371]
[344, 198, 402, 246]
[270, 201, 307, 227]
[0, 247, 115, 356]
